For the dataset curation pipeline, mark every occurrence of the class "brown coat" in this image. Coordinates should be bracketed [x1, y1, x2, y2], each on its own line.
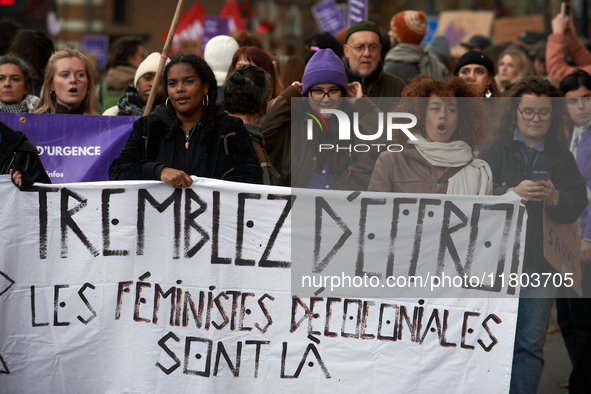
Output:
[368, 145, 451, 194]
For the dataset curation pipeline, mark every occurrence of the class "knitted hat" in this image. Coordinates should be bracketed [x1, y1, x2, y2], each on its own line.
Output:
[345, 20, 382, 43]
[134, 52, 169, 87]
[392, 11, 427, 45]
[203, 35, 239, 87]
[302, 48, 348, 95]
[453, 50, 495, 76]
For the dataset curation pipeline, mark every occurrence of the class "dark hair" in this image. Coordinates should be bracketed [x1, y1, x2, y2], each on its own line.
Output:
[222, 65, 270, 116]
[280, 55, 305, 90]
[163, 54, 218, 136]
[0, 21, 20, 56]
[7, 29, 54, 89]
[528, 40, 547, 63]
[395, 75, 485, 149]
[105, 36, 143, 70]
[494, 76, 567, 149]
[559, 69, 591, 95]
[231, 31, 263, 49]
[304, 32, 344, 64]
[0, 54, 34, 92]
[227, 46, 282, 99]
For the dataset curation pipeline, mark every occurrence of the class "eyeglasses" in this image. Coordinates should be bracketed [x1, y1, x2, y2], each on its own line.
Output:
[566, 97, 591, 106]
[346, 43, 380, 54]
[308, 88, 344, 101]
[518, 107, 552, 121]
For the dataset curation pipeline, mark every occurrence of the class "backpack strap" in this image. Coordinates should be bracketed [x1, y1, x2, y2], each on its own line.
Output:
[438, 160, 473, 183]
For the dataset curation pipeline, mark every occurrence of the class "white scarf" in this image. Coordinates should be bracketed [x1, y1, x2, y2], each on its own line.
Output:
[408, 134, 493, 195]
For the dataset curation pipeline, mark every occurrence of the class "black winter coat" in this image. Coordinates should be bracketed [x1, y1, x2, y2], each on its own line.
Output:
[0, 121, 51, 188]
[479, 137, 588, 275]
[109, 104, 263, 185]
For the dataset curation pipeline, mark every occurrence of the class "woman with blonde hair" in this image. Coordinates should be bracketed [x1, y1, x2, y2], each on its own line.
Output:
[496, 47, 534, 92]
[35, 47, 96, 114]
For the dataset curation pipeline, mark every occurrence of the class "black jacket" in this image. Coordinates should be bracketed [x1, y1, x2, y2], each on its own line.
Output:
[479, 137, 588, 274]
[0, 121, 51, 188]
[108, 104, 263, 184]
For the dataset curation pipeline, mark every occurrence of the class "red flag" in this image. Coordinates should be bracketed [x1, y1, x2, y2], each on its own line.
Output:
[218, 0, 245, 32]
[162, 2, 205, 54]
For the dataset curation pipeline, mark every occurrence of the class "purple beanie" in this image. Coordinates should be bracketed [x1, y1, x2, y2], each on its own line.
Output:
[302, 48, 348, 95]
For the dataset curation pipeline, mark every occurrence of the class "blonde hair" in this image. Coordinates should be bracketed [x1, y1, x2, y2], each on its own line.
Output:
[35, 47, 96, 114]
[496, 48, 534, 89]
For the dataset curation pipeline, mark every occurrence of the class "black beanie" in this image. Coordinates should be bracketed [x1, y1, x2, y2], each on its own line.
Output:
[453, 51, 495, 76]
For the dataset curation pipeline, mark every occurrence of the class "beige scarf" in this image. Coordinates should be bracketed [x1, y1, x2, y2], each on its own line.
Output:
[408, 134, 493, 195]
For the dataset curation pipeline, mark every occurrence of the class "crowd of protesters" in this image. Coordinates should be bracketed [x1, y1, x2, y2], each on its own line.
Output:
[2, 2, 591, 392]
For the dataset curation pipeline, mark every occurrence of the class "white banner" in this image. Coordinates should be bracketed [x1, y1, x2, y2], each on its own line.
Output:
[0, 177, 524, 393]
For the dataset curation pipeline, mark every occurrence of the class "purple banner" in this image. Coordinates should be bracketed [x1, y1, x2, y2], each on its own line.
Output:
[311, 0, 345, 36]
[0, 113, 136, 183]
[201, 15, 231, 53]
[347, 0, 367, 26]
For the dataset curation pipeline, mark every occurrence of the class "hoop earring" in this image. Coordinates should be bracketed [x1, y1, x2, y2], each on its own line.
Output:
[203, 94, 209, 108]
[485, 86, 492, 98]
[50, 90, 56, 97]
[166, 97, 171, 109]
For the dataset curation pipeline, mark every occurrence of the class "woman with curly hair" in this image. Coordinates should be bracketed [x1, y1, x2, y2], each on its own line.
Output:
[35, 47, 96, 114]
[109, 53, 262, 187]
[368, 75, 492, 195]
[478, 76, 587, 394]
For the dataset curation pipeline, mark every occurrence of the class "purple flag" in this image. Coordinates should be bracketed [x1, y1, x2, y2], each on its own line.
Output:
[348, 0, 367, 26]
[311, 0, 346, 36]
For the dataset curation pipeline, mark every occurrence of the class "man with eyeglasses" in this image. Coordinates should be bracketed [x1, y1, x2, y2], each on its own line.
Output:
[383, 10, 448, 83]
[343, 20, 405, 99]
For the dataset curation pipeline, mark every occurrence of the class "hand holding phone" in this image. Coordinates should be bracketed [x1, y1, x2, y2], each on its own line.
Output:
[531, 171, 550, 182]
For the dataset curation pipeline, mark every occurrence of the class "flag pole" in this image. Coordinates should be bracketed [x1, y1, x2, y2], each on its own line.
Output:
[143, 0, 185, 116]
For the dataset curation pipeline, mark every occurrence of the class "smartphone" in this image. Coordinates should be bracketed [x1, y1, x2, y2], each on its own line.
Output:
[531, 171, 550, 181]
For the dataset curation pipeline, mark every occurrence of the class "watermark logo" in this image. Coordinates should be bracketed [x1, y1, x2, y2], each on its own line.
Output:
[305, 108, 417, 153]
[304, 108, 329, 137]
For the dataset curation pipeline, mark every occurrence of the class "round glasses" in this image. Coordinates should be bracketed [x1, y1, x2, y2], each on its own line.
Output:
[308, 88, 344, 102]
[518, 107, 552, 121]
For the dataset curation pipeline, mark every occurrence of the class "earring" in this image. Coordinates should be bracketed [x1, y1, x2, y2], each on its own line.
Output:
[203, 94, 209, 108]
[166, 97, 171, 109]
[485, 86, 492, 98]
[50, 90, 56, 97]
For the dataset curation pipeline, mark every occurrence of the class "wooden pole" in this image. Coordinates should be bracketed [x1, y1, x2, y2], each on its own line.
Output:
[143, 0, 185, 116]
